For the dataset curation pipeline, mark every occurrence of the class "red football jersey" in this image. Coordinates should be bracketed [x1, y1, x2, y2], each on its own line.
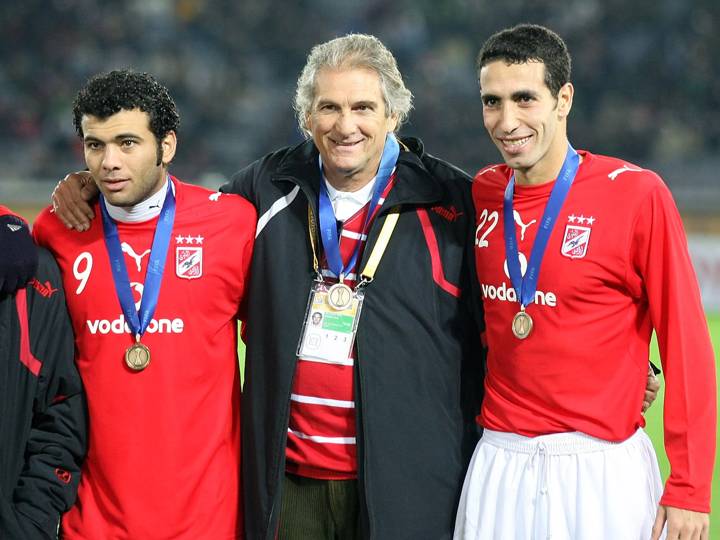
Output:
[286, 179, 394, 480]
[472, 151, 716, 512]
[33, 179, 256, 539]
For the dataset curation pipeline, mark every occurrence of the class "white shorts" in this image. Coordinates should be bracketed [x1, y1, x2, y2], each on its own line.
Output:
[454, 428, 665, 540]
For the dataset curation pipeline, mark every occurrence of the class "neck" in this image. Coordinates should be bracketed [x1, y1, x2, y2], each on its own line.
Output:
[325, 174, 376, 200]
[324, 173, 375, 192]
[105, 177, 171, 223]
[322, 151, 383, 193]
[515, 137, 571, 186]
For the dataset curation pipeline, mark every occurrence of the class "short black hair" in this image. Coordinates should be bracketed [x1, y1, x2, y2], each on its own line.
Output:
[73, 70, 180, 141]
[477, 24, 571, 97]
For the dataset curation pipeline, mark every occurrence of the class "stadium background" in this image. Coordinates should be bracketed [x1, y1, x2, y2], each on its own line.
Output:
[3, 0, 718, 534]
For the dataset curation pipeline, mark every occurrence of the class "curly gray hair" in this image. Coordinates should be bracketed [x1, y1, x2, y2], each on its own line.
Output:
[293, 34, 414, 137]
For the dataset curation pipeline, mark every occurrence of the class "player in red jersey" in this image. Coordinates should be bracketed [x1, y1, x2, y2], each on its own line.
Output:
[32, 71, 255, 539]
[454, 24, 715, 540]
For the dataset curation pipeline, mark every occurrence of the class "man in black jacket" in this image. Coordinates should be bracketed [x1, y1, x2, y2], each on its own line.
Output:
[218, 34, 484, 539]
[0, 206, 87, 539]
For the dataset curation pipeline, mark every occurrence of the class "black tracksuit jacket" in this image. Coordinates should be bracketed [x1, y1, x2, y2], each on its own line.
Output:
[222, 137, 485, 539]
[0, 248, 87, 539]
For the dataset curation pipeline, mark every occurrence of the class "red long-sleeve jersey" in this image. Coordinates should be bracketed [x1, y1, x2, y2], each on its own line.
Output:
[33, 179, 256, 539]
[472, 151, 716, 512]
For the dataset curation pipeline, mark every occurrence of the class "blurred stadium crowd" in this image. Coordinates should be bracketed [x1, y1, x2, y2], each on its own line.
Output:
[1, 0, 718, 213]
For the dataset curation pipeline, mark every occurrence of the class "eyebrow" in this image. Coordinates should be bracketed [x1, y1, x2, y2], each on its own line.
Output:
[511, 90, 539, 100]
[352, 100, 378, 108]
[480, 90, 539, 101]
[83, 133, 143, 142]
[314, 99, 379, 108]
[314, 98, 337, 108]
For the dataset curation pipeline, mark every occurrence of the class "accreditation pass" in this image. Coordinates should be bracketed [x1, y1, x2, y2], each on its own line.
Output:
[297, 281, 364, 364]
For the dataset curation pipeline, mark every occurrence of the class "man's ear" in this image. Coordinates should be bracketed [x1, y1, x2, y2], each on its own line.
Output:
[557, 82, 574, 119]
[160, 131, 177, 165]
[387, 112, 399, 134]
[303, 112, 314, 138]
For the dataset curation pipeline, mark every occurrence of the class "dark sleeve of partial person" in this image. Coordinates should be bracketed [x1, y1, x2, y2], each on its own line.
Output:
[0, 249, 87, 539]
[0, 208, 39, 295]
[220, 158, 262, 203]
[461, 180, 486, 448]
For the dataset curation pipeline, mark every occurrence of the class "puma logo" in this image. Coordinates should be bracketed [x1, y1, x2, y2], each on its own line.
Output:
[209, 192, 222, 202]
[608, 165, 642, 181]
[121, 242, 151, 272]
[30, 279, 59, 298]
[513, 210, 537, 241]
[431, 205, 464, 222]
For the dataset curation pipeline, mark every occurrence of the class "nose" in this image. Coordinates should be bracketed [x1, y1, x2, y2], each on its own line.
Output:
[334, 111, 357, 137]
[101, 144, 122, 171]
[496, 102, 519, 134]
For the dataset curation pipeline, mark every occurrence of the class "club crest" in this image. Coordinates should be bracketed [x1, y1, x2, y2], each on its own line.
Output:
[561, 214, 594, 259]
[175, 235, 204, 279]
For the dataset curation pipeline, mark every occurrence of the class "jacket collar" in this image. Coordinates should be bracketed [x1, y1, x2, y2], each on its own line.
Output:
[271, 136, 445, 210]
[272, 139, 322, 199]
[386, 137, 444, 208]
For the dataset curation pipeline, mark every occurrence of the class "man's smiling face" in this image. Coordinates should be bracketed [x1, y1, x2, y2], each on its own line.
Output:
[480, 59, 572, 185]
[306, 66, 398, 192]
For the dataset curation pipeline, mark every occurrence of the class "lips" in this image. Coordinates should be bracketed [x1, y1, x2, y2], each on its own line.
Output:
[330, 138, 363, 151]
[498, 135, 532, 155]
[101, 178, 131, 192]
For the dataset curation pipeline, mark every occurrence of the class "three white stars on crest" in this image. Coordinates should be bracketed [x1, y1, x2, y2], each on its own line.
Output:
[175, 235, 204, 244]
[568, 214, 596, 226]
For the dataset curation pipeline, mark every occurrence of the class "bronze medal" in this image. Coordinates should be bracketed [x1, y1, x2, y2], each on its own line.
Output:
[327, 282, 353, 311]
[512, 310, 533, 340]
[125, 342, 151, 371]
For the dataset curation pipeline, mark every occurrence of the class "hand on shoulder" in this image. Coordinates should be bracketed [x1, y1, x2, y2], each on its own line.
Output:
[51, 171, 98, 231]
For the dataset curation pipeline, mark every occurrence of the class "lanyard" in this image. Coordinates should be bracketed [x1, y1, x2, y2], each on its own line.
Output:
[317, 133, 399, 282]
[100, 178, 176, 340]
[503, 145, 579, 309]
[308, 204, 400, 287]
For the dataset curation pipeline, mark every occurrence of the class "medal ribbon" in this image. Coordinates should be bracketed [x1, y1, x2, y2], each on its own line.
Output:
[317, 133, 399, 280]
[503, 144, 579, 308]
[308, 205, 401, 285]
[100, 178, 176, 340]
